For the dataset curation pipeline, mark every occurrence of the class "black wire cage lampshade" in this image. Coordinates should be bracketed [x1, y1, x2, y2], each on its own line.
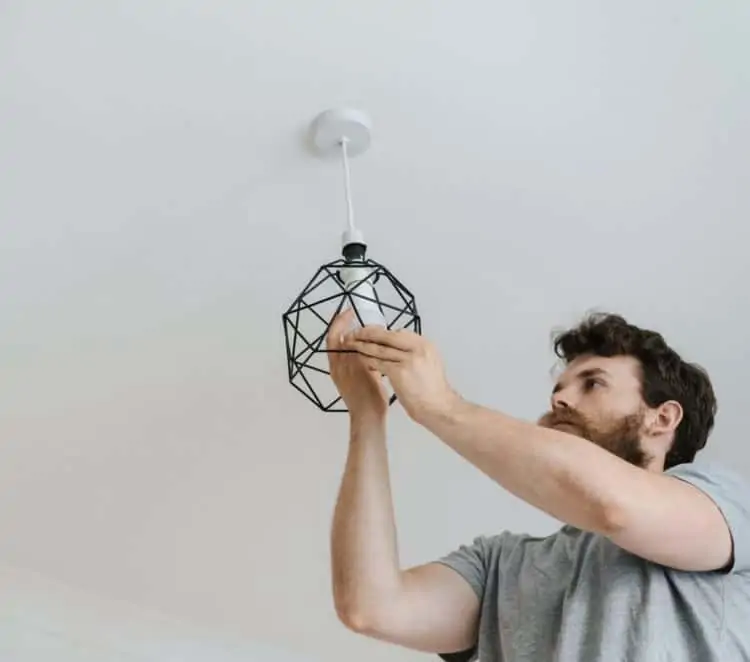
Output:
[282, 109, 421, 412]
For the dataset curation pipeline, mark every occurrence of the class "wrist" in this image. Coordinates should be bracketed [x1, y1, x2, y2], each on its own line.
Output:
[415, 388, 467, 429]
[349, 411, 387, 438]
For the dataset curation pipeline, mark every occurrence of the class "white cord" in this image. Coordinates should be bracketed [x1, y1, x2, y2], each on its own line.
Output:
[340, 137, 355, 233]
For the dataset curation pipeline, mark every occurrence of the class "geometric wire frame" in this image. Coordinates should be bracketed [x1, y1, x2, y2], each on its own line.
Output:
[283, 257, 421, 412]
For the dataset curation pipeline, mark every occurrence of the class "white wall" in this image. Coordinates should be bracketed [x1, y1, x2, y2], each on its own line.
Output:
[0, 563, 313, 662]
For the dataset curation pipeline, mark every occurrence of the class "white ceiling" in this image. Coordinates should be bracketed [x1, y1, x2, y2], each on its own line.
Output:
[1, 2, 749, 660]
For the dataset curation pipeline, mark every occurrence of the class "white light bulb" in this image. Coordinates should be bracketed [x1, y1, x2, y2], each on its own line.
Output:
[339, 265, 386, 329]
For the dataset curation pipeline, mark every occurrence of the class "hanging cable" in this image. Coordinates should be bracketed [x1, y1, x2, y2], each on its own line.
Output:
[340, 137, 355, 233]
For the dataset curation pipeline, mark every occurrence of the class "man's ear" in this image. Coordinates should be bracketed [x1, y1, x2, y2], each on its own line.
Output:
[648, 400, 683, 437]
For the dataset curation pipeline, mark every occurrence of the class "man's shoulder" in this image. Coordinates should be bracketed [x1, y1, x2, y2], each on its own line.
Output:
[666, 460, 750, 497]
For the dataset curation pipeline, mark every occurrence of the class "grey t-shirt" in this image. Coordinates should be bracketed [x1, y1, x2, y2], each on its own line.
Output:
[437, 462, 750, 662]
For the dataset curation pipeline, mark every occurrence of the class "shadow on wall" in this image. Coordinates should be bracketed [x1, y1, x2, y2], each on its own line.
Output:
[0, 563, 314, 662]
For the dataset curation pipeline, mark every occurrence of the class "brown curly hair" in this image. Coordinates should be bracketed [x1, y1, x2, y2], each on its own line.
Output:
[552, 313, 717, 470]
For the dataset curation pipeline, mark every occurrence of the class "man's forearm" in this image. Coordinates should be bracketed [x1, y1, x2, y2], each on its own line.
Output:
[419, 398, 639, 534]
[330, 416, 402, 627]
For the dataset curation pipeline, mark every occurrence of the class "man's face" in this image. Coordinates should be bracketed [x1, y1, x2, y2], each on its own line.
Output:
[538, 354, 651, 467]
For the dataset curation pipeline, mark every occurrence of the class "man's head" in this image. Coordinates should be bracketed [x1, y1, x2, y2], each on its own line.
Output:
[537, 313, 717, 470]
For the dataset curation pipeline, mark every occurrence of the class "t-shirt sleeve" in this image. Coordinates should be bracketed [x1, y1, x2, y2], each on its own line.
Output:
[667, 462, 750, 573]
[433, 535, 500, 662]
[436, 535, 492, 603]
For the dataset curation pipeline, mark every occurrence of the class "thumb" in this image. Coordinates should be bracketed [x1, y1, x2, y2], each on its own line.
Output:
[327, 309, 355, 347]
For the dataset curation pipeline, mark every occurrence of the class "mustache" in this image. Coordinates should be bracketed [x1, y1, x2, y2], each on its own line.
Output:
[538, 408, 589, 429]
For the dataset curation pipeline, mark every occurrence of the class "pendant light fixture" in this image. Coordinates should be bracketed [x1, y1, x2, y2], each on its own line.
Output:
[282, 108, 421, 413]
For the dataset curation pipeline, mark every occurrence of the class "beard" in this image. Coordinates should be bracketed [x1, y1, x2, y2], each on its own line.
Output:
[537, 406, 650, 468]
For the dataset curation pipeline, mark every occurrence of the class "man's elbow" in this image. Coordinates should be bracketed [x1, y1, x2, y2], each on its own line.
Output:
[336, 605, 369, 634]
[334, 594, 387, 636]
[334, 593, 408, 641]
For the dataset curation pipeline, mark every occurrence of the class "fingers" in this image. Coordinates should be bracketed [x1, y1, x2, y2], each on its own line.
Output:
[326, 309, 355, 349]
[345, 338, 404, 363]
[359, 355, 392, 375]
[350, 326, 419, 352]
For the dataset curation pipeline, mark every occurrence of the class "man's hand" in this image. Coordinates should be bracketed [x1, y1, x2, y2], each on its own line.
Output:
[344, 326, 459, 424]
[327, 311, 390, 422]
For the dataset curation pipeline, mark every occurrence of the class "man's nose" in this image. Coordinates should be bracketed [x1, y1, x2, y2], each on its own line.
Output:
[551, 389, 573, 411]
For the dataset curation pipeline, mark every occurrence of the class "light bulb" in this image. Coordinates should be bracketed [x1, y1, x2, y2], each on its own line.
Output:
[339, 264, 386, 329]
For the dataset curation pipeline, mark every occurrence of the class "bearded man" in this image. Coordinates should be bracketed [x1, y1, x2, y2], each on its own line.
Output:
[328, 312, 750, 661]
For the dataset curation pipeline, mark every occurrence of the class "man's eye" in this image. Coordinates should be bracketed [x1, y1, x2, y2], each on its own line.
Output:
[584, 379, 603, 391]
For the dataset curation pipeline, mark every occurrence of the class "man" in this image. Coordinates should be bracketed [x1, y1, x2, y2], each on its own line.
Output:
[327, 311, 750, 661]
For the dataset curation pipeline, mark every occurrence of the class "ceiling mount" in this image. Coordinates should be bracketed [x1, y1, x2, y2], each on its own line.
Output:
[309, 108, 372, 159]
